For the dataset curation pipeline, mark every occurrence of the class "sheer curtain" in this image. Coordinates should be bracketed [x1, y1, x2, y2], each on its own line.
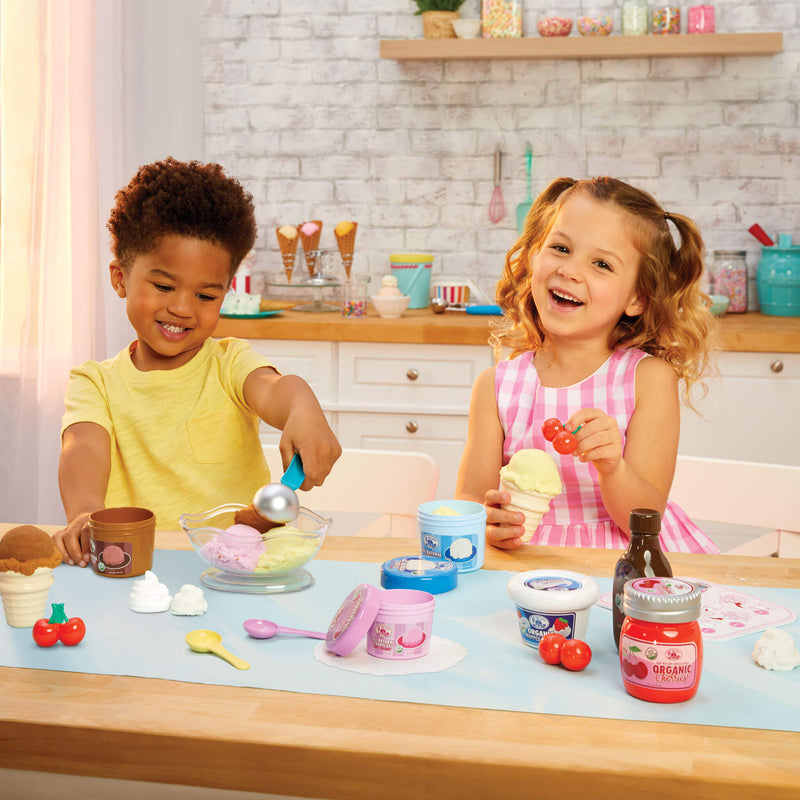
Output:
[0, 0, 125, 524]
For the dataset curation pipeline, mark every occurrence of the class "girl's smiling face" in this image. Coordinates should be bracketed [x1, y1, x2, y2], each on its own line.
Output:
[531, 192, 645, 347]
[110, 235, 232, 371]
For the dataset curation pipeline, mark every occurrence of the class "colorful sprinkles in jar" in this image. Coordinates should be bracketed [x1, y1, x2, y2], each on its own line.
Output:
[652, 6, 681, 34]
[482, 0, 523, 38]
[577, 14, 614, 36]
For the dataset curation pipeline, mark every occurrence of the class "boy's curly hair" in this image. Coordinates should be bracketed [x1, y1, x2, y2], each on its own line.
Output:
[107, 157, 257, 277]
[493, 176, 718, 409]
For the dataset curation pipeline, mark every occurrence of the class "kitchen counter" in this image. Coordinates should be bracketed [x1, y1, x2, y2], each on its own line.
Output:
[2, 523, 799, 800]
[214, 309, 800, 352]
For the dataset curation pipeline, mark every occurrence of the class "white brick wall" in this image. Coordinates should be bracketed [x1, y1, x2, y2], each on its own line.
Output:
[202, 1, 800, 306]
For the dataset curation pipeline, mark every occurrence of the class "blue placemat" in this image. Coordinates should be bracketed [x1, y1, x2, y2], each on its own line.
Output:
[2, 550, 799, 732]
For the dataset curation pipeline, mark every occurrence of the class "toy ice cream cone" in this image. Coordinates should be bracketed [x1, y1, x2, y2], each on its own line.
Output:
[334, 221, 358, 279]
[500, 482, 556, 544]
[275, 225, 299, 283]
[299, 220, 323, 277]
[0, 568, 55, 627]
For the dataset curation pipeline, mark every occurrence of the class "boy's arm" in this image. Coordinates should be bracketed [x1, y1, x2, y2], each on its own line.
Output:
[54, 421, 111, 566]
[243, 367, 341, 489]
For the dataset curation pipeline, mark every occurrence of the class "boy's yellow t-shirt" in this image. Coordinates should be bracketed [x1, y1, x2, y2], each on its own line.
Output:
[61, 337, 275, 529]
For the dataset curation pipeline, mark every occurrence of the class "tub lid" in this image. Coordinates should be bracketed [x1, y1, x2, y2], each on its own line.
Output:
[380, 556, 458, 594]
[506, 569, 600, 611]
[325, 583, 382, 656]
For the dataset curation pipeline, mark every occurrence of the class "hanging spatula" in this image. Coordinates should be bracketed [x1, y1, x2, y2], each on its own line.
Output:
[516, 142, 532, 235]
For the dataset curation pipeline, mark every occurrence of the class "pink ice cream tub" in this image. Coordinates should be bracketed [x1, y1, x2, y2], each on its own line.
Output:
[326, 583, 435, 661]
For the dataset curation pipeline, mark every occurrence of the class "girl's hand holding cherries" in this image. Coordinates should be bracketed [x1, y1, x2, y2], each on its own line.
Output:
[542, 411, 624, 474]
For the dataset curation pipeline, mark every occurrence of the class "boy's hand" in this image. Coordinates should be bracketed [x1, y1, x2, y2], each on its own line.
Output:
[484, 488, 526, 550]
[53, 511, 95, 567]
[279, 409, 341, 491]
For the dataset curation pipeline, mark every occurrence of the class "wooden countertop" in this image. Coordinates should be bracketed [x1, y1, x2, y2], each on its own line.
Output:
[2, 524, 799, 800]
[214, 309, 800, 353]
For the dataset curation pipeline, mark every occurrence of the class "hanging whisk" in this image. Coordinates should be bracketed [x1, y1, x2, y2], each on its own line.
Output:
[489, 146, 505, 224]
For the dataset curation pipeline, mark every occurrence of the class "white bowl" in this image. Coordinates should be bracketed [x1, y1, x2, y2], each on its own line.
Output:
[371, 294, 411, 319]
[452, 18, 482, 39]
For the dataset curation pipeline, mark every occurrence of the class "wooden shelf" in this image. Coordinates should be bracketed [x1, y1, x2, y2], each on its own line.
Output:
[379, 32, 783, 61]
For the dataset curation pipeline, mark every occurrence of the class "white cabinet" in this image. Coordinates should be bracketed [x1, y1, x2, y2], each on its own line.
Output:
[679, 352, 800, 467]
[243, 338, 493, 499]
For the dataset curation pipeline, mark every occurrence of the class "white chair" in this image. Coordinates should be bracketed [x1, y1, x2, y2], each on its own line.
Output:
[263, 447, 439, 537]
[671, 455, 800, 557]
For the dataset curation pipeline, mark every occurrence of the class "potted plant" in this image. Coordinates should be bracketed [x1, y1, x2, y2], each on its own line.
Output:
[412, 0, 466, 39]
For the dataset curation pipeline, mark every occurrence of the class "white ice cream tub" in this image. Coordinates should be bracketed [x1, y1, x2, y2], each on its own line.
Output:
[507, 569, 600, 649]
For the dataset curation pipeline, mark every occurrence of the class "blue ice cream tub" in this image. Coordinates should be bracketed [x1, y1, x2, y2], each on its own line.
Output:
[417, 499, 486, 573]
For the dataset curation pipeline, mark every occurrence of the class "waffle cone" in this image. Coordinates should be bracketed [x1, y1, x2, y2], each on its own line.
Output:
[299, 220, 323, 276]
[500, 481, 555, 544]
[275, 228, 299, 282]
[334, 223, 358, 279]
[0, 569, 54, 627]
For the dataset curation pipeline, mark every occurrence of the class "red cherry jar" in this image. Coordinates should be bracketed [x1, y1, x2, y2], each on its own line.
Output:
[619, 577, 703, 703]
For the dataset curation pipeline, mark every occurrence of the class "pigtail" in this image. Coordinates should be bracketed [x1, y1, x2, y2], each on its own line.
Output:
[655, 212, 718, 406]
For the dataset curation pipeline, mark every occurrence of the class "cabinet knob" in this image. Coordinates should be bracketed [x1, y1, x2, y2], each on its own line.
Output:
[406, 420, 419, 434]
[770, 360, 784, 374]
[406, 368, 419, 381]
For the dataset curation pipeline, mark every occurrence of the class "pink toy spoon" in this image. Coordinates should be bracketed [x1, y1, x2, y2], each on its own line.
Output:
[243, 618, 325, 640]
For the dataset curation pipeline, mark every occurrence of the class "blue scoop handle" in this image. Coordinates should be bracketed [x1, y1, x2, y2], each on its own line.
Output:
[280, 453, 305, 491]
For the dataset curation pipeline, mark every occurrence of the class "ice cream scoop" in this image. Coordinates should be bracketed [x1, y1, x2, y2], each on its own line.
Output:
[185, 629, 250, 670]
[253, 453, 305, 524]
[243, 618, 326, 640]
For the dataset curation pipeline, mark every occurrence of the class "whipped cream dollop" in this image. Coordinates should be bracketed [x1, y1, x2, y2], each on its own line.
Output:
[170, 584, 208, 616]
[128, 570, 172, 613]
[752, 628, 800, 671]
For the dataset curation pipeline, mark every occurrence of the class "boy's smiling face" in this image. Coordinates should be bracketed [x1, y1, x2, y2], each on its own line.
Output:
[110, 235, 232, 371]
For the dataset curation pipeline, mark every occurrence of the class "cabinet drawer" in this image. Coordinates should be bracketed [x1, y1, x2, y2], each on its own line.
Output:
[679, 352, 799, 466]
[247, 340, 335, 405]
[338, 342, 491, 410]
[337, 411, 468, 499]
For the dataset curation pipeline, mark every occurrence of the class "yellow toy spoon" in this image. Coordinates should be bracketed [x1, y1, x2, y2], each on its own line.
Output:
[185, 629, 250, 670]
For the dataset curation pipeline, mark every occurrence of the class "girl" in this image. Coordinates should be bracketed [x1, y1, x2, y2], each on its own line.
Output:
[456, 176, 719, 553]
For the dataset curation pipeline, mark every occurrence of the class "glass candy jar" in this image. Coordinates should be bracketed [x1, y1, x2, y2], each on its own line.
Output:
[482, 0, 523, 38]
[622, 0, 649, 35]
[714, 250, 748, 313]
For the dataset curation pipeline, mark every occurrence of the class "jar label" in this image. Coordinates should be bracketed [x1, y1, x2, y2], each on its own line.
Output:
[620, 632, 698, 690]
[523, 575, 583, 592]
[629, 577, 694, 597]
[514, 607, 577, 646]
[90, 539, 133, 575]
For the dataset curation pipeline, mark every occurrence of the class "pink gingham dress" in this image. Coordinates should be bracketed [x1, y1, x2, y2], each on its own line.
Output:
[495, 347, 719, 554]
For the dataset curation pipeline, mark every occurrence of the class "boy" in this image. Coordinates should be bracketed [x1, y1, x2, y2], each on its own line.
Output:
[54, 158, 341, 566]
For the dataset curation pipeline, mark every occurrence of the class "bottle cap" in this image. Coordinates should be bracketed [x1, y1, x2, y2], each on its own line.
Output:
[629, 508, 661, 535]
[623, 577, 701, 624]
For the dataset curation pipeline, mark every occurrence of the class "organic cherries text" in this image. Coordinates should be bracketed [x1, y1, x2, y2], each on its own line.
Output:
[541, 418, 580, 455]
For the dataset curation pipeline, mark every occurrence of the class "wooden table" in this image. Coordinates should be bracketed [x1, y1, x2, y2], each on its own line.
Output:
[2, 526, 799, 800]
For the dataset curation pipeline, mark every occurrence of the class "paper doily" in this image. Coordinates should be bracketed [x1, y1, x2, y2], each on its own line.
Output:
[313, 635, 467, 676]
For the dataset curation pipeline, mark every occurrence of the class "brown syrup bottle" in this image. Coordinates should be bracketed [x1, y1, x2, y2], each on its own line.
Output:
[612, 508, 673, 649]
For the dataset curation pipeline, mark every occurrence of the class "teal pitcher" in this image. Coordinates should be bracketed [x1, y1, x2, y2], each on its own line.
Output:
[756, 233, 800, 317]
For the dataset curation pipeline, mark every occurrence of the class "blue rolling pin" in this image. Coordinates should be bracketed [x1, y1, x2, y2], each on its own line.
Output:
[465, 305, 503, 316]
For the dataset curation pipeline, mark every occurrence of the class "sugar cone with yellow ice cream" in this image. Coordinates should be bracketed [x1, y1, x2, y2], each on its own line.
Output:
[0, 525, 62, 627]
[299, 220, 323, 277]
[499, 449, 562, 544]
[275, 225, 299, 282]
[334, 221, 357, 279]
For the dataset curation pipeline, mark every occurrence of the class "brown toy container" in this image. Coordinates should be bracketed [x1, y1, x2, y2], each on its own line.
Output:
[88, 507, 155, 578]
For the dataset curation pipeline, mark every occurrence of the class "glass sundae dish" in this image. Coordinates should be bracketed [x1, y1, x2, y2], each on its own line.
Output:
[180, 504, 330, 594]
